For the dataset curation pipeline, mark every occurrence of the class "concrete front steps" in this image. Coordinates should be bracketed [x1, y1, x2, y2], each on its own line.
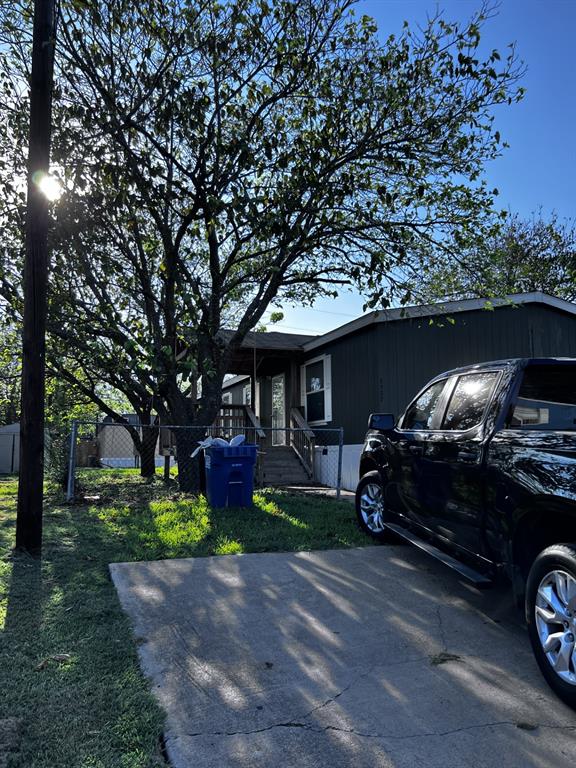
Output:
[260, 445, 311, 486]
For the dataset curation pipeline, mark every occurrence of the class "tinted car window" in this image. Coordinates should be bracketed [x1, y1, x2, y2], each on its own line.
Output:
[442, 372, 499, 431]
[401, 379, 447, 430]
[511, 364, 576, 430]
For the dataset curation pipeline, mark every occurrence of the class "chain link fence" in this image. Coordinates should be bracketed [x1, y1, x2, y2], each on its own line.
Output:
[66, 420, 344, 501]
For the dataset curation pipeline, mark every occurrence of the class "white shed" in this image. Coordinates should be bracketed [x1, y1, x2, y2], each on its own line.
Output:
[0, 423, 20, 474]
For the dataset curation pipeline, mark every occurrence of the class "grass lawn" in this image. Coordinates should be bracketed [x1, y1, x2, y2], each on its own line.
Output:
[0, 470, 372, 768]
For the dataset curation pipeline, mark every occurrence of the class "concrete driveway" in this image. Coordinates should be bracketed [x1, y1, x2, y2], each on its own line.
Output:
[110, 545, 576, 768]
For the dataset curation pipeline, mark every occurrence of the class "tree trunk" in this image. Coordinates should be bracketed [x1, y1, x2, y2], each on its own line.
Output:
[173, 426, 206, 493]
[139, 424, 159, 478]
[122, 415, 159, 479]
[165, 348, 226, 493]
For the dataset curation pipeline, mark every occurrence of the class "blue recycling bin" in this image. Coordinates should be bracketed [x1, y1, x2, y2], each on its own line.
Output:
[204, 444, 258, 508]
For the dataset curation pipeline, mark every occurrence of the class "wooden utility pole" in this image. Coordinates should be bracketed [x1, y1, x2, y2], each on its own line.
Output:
[16, 0, 57, 554]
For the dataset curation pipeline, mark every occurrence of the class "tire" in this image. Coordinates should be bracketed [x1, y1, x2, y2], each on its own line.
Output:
[355, 471, 390, 542]
[526, 544, 576, 709]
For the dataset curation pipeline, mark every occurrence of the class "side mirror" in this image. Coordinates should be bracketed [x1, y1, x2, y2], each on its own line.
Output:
[368, 413, 395, 431]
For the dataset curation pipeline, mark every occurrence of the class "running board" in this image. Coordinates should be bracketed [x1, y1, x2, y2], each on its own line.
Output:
[384, 523, 493, 587]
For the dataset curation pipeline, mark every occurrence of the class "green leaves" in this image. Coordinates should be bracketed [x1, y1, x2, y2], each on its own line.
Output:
[0, 0, 527, 429]
[416, 211, 576, 304]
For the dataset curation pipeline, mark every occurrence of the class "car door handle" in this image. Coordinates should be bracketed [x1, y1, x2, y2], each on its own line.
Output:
[408, 444, 424, 456]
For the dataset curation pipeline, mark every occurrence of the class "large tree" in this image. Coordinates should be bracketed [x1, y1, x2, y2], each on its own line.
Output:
[410, 211, 576, 303]
[0, 0, 523, 488]
[0, 315, 101, 429]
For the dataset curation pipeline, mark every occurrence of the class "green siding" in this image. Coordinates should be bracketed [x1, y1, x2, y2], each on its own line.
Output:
[304, 326, 380, 441]
[306, 303, 576, 443]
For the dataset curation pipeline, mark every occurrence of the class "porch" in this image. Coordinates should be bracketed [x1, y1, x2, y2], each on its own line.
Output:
[214, 329, 334, 486]
[210, 403, 322, 487]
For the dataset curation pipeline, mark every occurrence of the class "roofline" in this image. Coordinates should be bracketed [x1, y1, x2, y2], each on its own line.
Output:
[222, 374, 250, 389]
[302, 292, 576, 352]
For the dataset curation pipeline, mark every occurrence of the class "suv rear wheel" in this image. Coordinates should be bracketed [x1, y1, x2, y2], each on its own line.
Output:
[355, 471, 390, 542]
[526, 544, 576, 709]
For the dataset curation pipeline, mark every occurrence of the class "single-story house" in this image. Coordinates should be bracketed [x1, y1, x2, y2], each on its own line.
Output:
[220, 292, 576, 490]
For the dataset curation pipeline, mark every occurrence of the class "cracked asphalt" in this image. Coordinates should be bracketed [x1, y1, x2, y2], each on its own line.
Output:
[110, 546, 576, 767]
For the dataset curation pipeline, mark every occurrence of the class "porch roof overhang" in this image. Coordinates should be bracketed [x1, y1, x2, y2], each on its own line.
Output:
[218, 329, 318, 376]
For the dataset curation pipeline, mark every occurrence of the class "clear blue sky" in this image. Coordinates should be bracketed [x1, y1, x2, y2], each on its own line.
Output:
[268, 0, 576, 336]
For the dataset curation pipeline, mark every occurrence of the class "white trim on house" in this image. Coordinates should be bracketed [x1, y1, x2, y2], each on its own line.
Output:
[255, 380, 260, 418]
[302, 292, 576, 353]
[271, 373, 287, 445]
[301, 354, 332, 425]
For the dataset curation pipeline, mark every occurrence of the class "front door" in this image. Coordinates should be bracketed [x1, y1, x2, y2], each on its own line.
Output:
[271, 374, 286, 445]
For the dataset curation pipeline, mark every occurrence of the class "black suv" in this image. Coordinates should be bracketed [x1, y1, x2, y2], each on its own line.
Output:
[355, 358, 576, 707]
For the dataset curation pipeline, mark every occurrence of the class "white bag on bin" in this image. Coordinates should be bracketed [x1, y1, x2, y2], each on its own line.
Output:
[190, 434, 245, 458]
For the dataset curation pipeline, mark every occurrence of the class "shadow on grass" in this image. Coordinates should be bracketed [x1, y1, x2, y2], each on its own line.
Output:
[74, 468, 371, 561]
[93, 490, 370, 563]
[0, 483, 166, 768]
[3, 552, 42, 635]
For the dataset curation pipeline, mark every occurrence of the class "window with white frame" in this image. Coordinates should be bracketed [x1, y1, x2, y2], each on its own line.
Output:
[242, 384, 251, 406]
[222, 391, 232, 404]
[301, 355, 332, 424]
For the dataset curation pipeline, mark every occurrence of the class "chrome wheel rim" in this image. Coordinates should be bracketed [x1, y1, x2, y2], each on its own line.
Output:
[535, 569, 576, 686]
[359, 483, 385, 533]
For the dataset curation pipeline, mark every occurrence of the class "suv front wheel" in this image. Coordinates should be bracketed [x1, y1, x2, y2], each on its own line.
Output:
[526, 544, 576, 709]
[355, 471, 390, 542]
